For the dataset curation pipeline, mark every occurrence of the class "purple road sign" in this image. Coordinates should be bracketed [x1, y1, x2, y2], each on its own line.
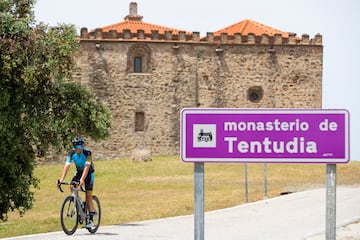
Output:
[180, 109, 350, 163]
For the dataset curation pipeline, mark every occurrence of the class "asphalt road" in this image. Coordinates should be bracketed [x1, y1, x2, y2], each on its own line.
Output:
[3, 187, 360, 240]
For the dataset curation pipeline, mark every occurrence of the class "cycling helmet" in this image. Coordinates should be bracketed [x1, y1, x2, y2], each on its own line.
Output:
[71, 137, 84, 148]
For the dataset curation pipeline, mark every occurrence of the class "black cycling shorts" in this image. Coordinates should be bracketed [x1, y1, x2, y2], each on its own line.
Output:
[72, 171, 94, 192]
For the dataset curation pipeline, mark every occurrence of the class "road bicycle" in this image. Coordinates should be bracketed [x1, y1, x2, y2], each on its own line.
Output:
[57, 181, 101, 235]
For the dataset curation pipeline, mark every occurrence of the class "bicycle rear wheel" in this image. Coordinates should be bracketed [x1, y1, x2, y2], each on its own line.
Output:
[86, 195, 101, 233]
[60, 196, 78, 235]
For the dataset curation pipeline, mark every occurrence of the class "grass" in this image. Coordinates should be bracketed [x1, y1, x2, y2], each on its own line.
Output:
[1, 156, 360, 238]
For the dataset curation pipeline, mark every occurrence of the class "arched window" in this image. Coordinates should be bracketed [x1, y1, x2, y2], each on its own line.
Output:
[127, 44, 151, 73]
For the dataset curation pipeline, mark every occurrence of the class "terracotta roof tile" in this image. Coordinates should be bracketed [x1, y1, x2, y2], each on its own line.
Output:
[91, 3, 191, 36]
[214, 19, 290, 38]
[90, 3, 293, 40]
[100, 20, 190, 35]
[92, 2, 289, 38]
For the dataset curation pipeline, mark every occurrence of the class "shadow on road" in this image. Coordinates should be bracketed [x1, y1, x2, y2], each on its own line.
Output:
[113, 223, 147, 227]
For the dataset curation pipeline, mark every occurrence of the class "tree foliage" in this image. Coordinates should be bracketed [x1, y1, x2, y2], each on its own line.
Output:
[0, 0, 111, 220]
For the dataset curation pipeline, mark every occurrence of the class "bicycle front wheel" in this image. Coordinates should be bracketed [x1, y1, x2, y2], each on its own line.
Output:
[87, 195, 101, 234]
[60, 196, 78, 235]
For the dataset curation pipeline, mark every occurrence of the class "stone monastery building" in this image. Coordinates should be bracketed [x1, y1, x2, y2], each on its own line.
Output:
[75, 2, 323, 159]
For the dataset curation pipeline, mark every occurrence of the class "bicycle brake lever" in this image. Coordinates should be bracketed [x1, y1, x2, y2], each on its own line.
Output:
[57, 180, 64, 192]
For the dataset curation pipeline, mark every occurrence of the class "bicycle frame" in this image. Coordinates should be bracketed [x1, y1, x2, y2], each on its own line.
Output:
[71, 187, 87, 221]
[59, 181, 88, 222]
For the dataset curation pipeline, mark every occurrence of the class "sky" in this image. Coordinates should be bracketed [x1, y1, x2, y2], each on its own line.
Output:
[34, 0, 360, 161]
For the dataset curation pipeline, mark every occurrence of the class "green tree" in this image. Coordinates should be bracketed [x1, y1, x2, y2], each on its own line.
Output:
[0, 0, 111, 220]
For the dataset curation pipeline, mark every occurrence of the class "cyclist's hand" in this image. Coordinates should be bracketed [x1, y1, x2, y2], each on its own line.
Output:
[79, 179, 85, 188]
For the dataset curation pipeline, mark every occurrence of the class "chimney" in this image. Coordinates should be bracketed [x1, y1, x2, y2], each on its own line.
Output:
[129, 2, 137, 15]
[124, 2, 143, 21]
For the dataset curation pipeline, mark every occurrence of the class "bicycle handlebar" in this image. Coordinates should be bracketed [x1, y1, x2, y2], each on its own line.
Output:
[57, 180, 85, 193]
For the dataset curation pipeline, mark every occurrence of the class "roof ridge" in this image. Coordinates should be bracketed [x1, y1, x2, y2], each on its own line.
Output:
[250, 19, 288, 36]
[241, 19, 251, 33]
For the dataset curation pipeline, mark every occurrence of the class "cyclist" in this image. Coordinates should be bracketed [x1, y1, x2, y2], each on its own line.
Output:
[57, 137, 96, 229]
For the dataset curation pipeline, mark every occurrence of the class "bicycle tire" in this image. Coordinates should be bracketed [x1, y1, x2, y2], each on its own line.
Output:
[86, 195, 101, 234]
[60, 196, 79, 235]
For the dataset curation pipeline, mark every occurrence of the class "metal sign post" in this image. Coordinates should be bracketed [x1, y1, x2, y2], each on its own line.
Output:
[264, 163, 268, 198]
[244, 163, 248, 202]
[194, 162, 204, 240]
[326, 164, 337, 240]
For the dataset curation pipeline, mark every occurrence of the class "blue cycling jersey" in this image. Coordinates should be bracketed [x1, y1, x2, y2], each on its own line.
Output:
[66, 148, 92, 172]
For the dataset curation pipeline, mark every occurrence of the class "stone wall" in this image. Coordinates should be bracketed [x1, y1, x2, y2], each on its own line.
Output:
[75, 30, 323, 160]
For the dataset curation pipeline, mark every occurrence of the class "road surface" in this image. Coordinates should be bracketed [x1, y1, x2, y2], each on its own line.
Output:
[3, 187, 360, 240]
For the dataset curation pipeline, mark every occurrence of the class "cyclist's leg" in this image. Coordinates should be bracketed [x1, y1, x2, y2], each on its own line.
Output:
[71, 173, 80, 192]
[85, 173, 95, 217]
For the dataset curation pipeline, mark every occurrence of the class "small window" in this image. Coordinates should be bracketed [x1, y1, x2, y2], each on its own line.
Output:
[134, 57, 142, 73]
[135, 112, 145, 131]
[247, 86, 264, 103]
